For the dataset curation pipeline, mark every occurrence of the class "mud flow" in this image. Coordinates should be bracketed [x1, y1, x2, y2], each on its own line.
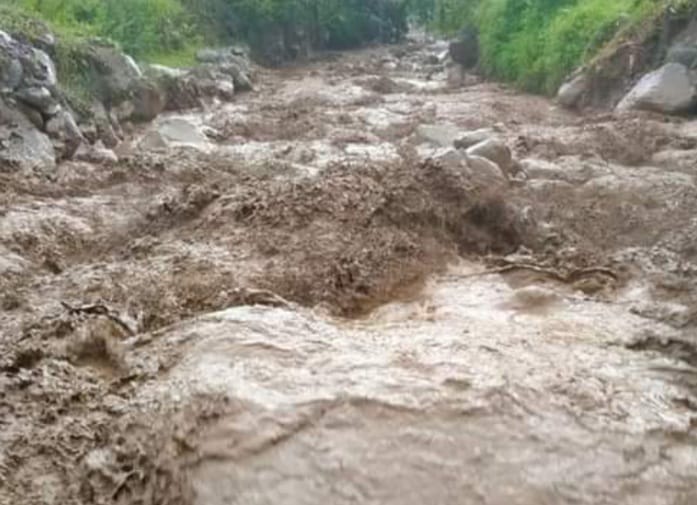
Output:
[3, 36, 697, 505]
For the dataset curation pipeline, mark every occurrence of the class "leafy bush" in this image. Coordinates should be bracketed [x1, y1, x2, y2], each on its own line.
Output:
[427, 0, 664, 93]
[11, 0, 198, 58]
[5, 0, 409, 63]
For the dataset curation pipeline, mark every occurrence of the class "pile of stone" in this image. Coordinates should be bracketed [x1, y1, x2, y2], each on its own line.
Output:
[557, 40, 697, 115]
[0, 27, 254, 172]
[415, 123, 519, 189]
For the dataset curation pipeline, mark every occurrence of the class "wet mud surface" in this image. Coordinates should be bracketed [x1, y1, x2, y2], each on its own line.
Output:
[2, 38, 697, 504]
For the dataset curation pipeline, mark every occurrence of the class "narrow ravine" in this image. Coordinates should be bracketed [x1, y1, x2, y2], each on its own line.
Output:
[2, 36, 697, 504]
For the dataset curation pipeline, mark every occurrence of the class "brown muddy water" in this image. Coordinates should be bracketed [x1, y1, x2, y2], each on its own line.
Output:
[2, 37, 697, 505]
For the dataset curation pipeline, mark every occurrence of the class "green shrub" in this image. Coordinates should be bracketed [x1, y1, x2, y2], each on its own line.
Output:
[14, 0, 195, 57]
[427, 0, 666, 93]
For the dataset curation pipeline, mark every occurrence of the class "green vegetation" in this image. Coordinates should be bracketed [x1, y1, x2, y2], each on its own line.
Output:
[4, 0, 200, 63]
[3, 0, 696, 95]
[1, 0, 409, 65]
[426, 0, 690, 93]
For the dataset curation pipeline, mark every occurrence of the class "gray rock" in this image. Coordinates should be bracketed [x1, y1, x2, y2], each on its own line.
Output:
[465, 138, 513, 174]
[454, 128, 496, 149]
[520, 157, 613, 184]
[18, 47, 57, 90]
[464, 154, 508, 187]
[196, 48, 228, 64]
[114, 100, 135, 122]
[429, 147, 467, 170]
[86, 43, 143, 104]
[90, 101, 121, 148]
[666, 44, 697, 70]
[15, 100, 45, 130]
[0, 57, 23, 91]
[146, 63, 186, 79]
[225, 64, 253, 92]
[194, 50, 253, 91]
[557, 72, 588, 108]
[616, 63, 697, 114]
[209, 80, 235, 101]
[416, 123, 462, 147]
[158, 74, 205, 111]
[139, 117, 209, 151]
[0, 97, 55, 172]
[74, 141, 118, 165]
[129, 79, 166, 122]
[46, 108, 84, 160]
[0, 30, 55, 91]
[14, 86, 59, 114]
[448, 29, 479, 69]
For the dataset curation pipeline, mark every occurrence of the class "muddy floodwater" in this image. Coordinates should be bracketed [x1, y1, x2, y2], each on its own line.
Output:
[2, 38, 697, 504]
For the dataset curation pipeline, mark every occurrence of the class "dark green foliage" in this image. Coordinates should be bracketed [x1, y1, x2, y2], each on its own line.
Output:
[5, 0, 410, 63]
[9, 0, 196, 58]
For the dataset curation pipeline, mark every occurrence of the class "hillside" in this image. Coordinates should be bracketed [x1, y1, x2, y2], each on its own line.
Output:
[433, 0, 697, 94]
[2, 0, 409, 65]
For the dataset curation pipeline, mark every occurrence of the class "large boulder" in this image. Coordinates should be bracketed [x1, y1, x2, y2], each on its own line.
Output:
[465, 138, 514, 175]
[89, 101, 121, 148]
[139, 117, 210, 151]
[616, 63, 697, 114]
[454, 128, 497, 150]
[666, 44, 697, 70]
[45, 108, 84, 160]
[1, 29, 85, 161]
[448, 28, 479, 69]
[464, 154, 508, 188]
[188, 65, 238, 98]
[416, 123, 462, 147]
[195, 46, 249, 64]
[195, 48, 254, 91]
[0, 32, 23, 91]
[0, 29, 57, 95]
[0, 97, 55, 172]
[82, 42, 143, 106]
[74, 140, 118, 165]
[129, 79, 166, 122]
[557, 71, 589, 109]
[14, 85, 59, 114]
[144, 64, 203, 111]
[146, 53, 252, 113]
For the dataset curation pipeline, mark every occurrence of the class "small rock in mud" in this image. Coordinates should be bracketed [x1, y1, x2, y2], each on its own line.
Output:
[465, 138, 514, 175]
[74, 141, 119, 165]
[454, 128, 497, 149]
[140, 117, 210, 151]
[416, 123, 462, 147]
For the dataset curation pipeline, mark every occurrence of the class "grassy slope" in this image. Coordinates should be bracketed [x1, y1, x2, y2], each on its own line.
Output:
[3, 0, 410, 67]
[2, 0, 206, 66]
[435, 0, 695, 94]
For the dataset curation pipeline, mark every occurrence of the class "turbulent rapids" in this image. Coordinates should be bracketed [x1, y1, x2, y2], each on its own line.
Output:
[2, 36, 697, 505]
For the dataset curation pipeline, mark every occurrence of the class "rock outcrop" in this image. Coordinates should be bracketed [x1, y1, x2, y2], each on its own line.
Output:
[0, 95, 55, 172]
[557, 72, 589, 109]
[0, 29, 76, 169]
[616, 62, 697, 114]
[557, 6, 697, 114]
[0, 26, 254, 172]
[139, 117, 210, 152]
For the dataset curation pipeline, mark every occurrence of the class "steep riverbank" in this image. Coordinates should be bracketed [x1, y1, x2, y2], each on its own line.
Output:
[2, 37, 697, 504]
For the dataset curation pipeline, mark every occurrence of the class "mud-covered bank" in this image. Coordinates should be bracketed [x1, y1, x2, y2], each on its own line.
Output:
[2, 37, 697, 504]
